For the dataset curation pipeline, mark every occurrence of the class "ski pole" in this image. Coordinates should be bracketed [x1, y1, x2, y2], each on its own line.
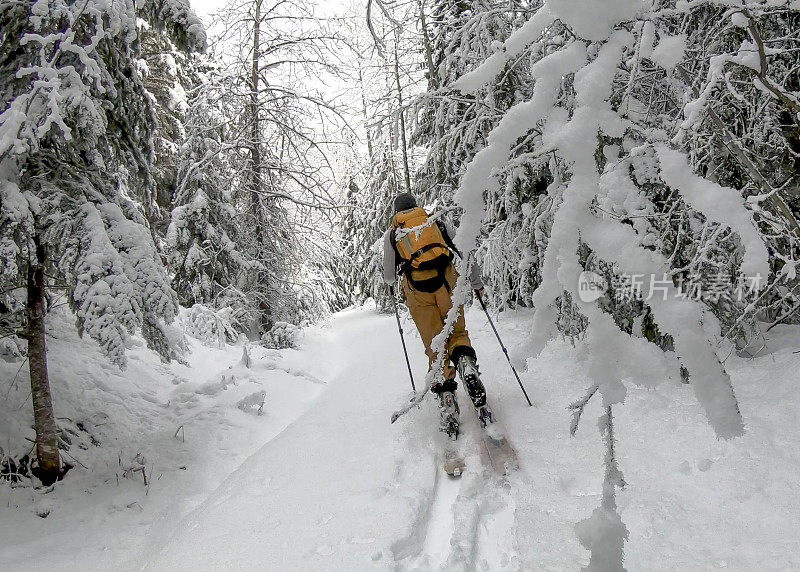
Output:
[475, 291, 533, 407]
[390, 286, 416, 392]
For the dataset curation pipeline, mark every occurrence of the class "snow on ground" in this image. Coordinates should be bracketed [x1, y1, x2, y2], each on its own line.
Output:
[2, 303, 799, 570]
[0, 307, 326, 569]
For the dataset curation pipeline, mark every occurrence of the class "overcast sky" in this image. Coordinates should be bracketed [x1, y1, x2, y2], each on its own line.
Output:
[191, 0, 352, 26]
[191, 0, 227, 23]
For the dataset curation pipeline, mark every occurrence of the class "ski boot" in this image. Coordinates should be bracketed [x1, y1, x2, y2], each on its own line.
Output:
[438, 391, 460, 439]
[475, 405, 494, 428]
[432, 380, 460, 440]
[456, 355, 494, 427]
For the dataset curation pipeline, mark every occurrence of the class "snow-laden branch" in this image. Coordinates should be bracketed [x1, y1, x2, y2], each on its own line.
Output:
[655, 145, 769, 279]
[420, 40, 588, 390]
[439, 2, 765, 439]
[453, 5, 555, 95]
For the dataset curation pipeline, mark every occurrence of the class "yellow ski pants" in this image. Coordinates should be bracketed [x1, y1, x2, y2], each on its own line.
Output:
[401, 264, 472, 382]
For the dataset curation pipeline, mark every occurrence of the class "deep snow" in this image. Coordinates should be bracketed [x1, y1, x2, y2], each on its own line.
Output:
[1, 303, 799, 570]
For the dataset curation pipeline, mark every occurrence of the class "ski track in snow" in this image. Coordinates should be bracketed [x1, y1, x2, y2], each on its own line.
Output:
[396, 400, 522, 572]
[417, 467, 461, 567]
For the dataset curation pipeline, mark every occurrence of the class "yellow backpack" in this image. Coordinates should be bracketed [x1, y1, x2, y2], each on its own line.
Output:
[390, 207, 453, 292]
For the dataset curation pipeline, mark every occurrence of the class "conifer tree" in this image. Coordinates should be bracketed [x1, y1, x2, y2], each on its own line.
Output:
[342, 138, 402, 308]
[412, 0, 521, 206]
[0, 0, 205, 484]
[166, 64, 248, 313]
[139, 21, 192, 239]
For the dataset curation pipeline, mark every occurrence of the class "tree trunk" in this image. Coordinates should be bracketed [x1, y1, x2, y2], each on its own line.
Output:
[357, 63, 374, 161]
[392, 30, 412, 195]
[417, 0, 437, 90]
[250, 0, 263, 238]
[249, 0, 269, 338]
[27, 237, 61, 485]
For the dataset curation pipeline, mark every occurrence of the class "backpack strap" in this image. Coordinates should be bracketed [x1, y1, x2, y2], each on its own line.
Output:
[437, 221, 462, 259]
[409, 242, 447, 263]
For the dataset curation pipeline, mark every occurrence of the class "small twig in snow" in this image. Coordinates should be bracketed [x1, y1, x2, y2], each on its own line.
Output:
[568, 382, 599, 436]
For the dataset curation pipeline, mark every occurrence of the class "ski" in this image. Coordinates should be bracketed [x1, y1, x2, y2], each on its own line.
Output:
[443, 445, 466, 477]
[481, 424, 519, 475]
[390, 388, 429, 423]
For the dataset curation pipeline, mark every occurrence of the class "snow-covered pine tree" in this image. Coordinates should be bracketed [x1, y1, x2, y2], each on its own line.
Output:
[410, 0, 545, 309]
[139, 19, 192, 239]
[341, 138, 403, 308]
[412, 0, 521, 206]
[0, 0, 205, 484]
[166, 63, 248, 316]
[326, 131, 368, 309]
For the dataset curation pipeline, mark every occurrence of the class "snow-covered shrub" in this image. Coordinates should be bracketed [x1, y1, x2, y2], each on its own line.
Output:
[237, 390, 266, 416]
[0, 336, 26, 363]
[262, 322, 303, 349]
[180, 304, 239, 348]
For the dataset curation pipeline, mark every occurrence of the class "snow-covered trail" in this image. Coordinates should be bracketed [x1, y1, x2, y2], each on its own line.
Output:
[139, 306, 539, 571]
[138, 307, 447, 569]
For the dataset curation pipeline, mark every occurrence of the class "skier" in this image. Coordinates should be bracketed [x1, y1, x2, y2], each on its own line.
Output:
[383, 192, 493, 439]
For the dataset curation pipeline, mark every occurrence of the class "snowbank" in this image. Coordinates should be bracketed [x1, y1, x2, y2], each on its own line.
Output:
[0, 307, 324, 569]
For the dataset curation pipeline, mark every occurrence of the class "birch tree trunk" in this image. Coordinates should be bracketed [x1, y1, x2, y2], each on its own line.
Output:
[27, 237, 61, 485]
